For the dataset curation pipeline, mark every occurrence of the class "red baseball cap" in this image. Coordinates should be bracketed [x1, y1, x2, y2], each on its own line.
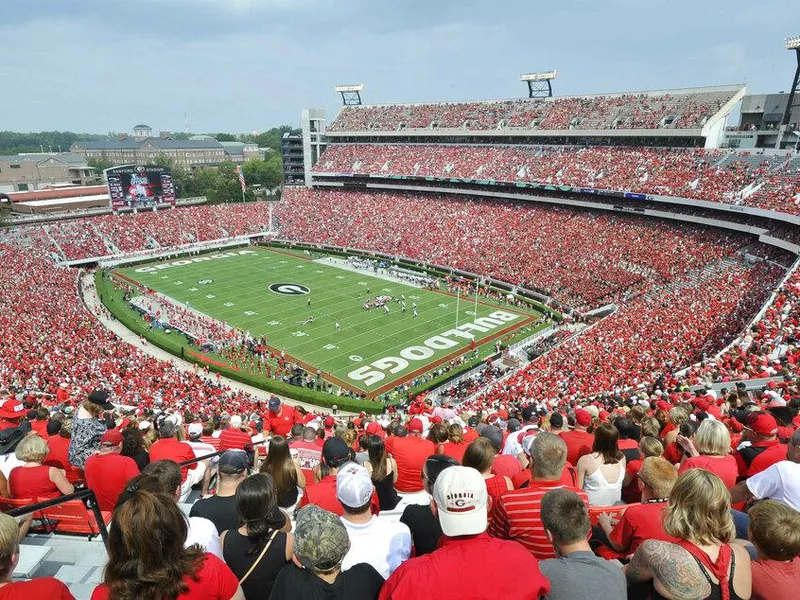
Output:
[574, 409, 591, 427]
[100, 429, 124, 446]
[324, 416, 335, 428]
[408, 418, 424, 433]
[0, 399, 25, 419]
[366, 422, 382, 435]
[745, 412, 778, 437]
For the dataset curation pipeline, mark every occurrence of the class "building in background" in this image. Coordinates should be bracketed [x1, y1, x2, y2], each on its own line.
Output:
[0, 153, 97, 192]
[281, 130, 304, 185]
[723, 92, 800, 149]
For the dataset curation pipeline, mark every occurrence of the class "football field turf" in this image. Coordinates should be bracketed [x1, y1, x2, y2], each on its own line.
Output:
[115, 246, 536, 397]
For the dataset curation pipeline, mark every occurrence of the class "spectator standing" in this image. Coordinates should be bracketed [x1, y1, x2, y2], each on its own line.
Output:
[337, 463, 411, 578]
[264, 397, 302, 438]
[489, 432, 588, 559]
[92, 489, 243, 600]
[677, 419, 739, 488]
[399, 454, 458, 556]
[577, 422, 626, 506]
[9, 435, 73, 500]
[149, 419, 209, 501]
[259, 435, 306, 509]
[221, 473, 292, 600]
[539, 489, 627, 600]
[626, 469, 752, 600]
[68, 389, 113, 469]
[268, 505, 384, 600]
[84, 429, 140, 511]
[747, 500, 800, 600]
[298, 437, 379, 516]
[0, 513, 74, 598]
[380, 466, 550, 599]
[559, 408, 594, 466]
[385, 420, 434, 493]
[364, 435, 400, 511]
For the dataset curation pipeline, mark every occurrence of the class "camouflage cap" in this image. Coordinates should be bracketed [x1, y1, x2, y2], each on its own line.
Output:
[293, 505, 350, 572]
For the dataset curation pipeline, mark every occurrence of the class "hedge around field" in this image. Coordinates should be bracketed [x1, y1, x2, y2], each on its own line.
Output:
[94, 271, 390, 414]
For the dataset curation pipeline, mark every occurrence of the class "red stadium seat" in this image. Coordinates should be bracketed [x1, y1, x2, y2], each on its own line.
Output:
[38, 499, 111, 540]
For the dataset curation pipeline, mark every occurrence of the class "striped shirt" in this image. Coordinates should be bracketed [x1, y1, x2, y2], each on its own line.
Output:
[488, 479, 589, 559]
[218, 428, 252, 452]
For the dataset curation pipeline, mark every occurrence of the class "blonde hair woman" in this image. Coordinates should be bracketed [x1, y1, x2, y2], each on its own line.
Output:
[9, 435, 74, 500]
[626, 469, 751, 600]
[677, 419, 738, 488]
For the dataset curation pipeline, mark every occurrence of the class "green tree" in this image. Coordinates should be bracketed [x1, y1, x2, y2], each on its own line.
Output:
[214, 133, 237, 142]
[87, 157, 114, 174]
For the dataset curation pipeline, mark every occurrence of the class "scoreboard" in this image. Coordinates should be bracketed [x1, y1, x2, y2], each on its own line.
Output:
[106, 165, 176, 210]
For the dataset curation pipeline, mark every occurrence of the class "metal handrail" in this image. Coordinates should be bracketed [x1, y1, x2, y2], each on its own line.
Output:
[4, 488, 109, 546]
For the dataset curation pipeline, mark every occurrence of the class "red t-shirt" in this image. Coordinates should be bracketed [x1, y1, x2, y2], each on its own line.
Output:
[488, 479, 589, 559]
[462, 428, 479, 444]
[44, 436, 72, 471]
[559, 430, 594, 466]
[608, 500, 678, 555]
[84, 452, 140, 511]
[386, 436, 435, 492]
[297, 474, 379, 516]
[31, 420, 49, 439]
[679, 454, 738, 489]
[0, 578, 75, 599]
[148, 438, 197, 483]
[8, 465, 60, 500]
[91, 553, 239, 600]
[748, 443, 788, 477]
[490, 454, 522, 479]
[751, 556, 800, 600]
[264, 406, 302, 438]
[289, 440, 321, 483]
[218, 428, 252, 452]
[440, 441, 467, 463]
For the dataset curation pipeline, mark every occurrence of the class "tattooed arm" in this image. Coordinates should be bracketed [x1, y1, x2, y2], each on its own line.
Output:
[626, 540, 711, 600]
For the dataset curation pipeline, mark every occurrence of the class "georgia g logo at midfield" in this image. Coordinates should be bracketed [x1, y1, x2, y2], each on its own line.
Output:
[269, 283, 311, 295]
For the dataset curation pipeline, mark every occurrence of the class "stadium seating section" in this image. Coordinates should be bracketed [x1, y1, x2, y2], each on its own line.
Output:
[313, 144, 800, 215]
[326, 89, 737, 132]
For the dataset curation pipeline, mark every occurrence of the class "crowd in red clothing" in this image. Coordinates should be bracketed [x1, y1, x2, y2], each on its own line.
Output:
[326, 89, 736, 133]
[314, 143, 800, 215]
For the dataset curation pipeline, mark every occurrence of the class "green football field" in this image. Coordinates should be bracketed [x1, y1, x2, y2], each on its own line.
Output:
[115, 247, 535, 397]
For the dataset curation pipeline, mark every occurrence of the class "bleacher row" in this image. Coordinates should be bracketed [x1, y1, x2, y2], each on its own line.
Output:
[326, 88, 737, 132]
[313, 144, 800, 215]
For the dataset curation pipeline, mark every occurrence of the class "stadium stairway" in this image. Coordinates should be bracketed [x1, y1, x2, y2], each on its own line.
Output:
[43, 226, 67, 262]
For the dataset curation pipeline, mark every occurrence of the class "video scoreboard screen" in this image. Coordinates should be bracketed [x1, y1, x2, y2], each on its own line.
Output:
[106, 165, 176, 210]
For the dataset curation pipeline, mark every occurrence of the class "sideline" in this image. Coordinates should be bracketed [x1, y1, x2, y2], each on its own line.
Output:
[80, 272, 352, 415]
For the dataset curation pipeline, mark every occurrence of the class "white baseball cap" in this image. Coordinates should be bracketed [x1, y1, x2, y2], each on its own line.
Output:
[229, 415, 243, 429]
[336, 462, 373, 509]
[187, 423, 203, 437]
[433, 466, 488, 537]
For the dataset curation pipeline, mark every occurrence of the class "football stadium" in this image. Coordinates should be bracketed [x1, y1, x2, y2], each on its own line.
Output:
[2, 5, 800, 598]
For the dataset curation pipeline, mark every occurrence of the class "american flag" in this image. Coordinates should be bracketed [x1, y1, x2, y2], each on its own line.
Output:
[236, 165, 246, 192]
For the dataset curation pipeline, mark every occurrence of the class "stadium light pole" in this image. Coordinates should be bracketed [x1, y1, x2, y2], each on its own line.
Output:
[520, 70, 558, 99]
[778, 37, 800, 148]
[334, 84, 364, 106]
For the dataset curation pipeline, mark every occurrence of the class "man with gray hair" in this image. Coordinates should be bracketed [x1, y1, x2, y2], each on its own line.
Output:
[488, 432, 589, 559]
[730, 428, 800, 511]
[269, 505, 384, 598]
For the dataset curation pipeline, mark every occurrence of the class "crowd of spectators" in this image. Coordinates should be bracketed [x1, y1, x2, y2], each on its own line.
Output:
[1, 384, 798, 599]
[314, 143, 800, 214]
[326, 89, 736, 133]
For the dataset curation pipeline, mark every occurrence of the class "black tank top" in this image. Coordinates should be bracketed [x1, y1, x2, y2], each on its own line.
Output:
[650, 550, 741, 600]
[373, 471, 401, 511]
[222, 528, 289, 600]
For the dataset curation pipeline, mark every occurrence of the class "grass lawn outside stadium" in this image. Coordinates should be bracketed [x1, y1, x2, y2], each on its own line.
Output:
[111, 246, 542, 400]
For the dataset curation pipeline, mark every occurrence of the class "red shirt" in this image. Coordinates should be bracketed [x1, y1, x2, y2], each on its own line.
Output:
[490, 454, 522, 479]
[440, 441, 467, 463]
[44, 435, 72, 471]
[488, 479, 589, 559]
[84, 452, 140, 511]
[748, 443, 788, 477]
[264, 406, 302, 438]
[0, 578, 75, 600]
[751, 556, 800, 600]
[559, 430, 594, 466]
[148, 438, 197, 483]
[608, 500, 678, 554]
[91, 553, 238, 600]
[679, 454, 739, 489]
[31, 420, 49, 439]
[512, 465, 576, 489]
[290, 440, 322, 483]
[218, 428, 252, 452]
[8, 465, 60, 500]
[379, 532, 550, 600]
[463, 428, 479, 444]
[200, 435, 221, 451]
[386, 436, 435, 492]
[297, 474, 379, 516]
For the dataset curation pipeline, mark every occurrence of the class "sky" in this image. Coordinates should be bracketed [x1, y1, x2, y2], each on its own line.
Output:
[2, 0, 799, 134]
